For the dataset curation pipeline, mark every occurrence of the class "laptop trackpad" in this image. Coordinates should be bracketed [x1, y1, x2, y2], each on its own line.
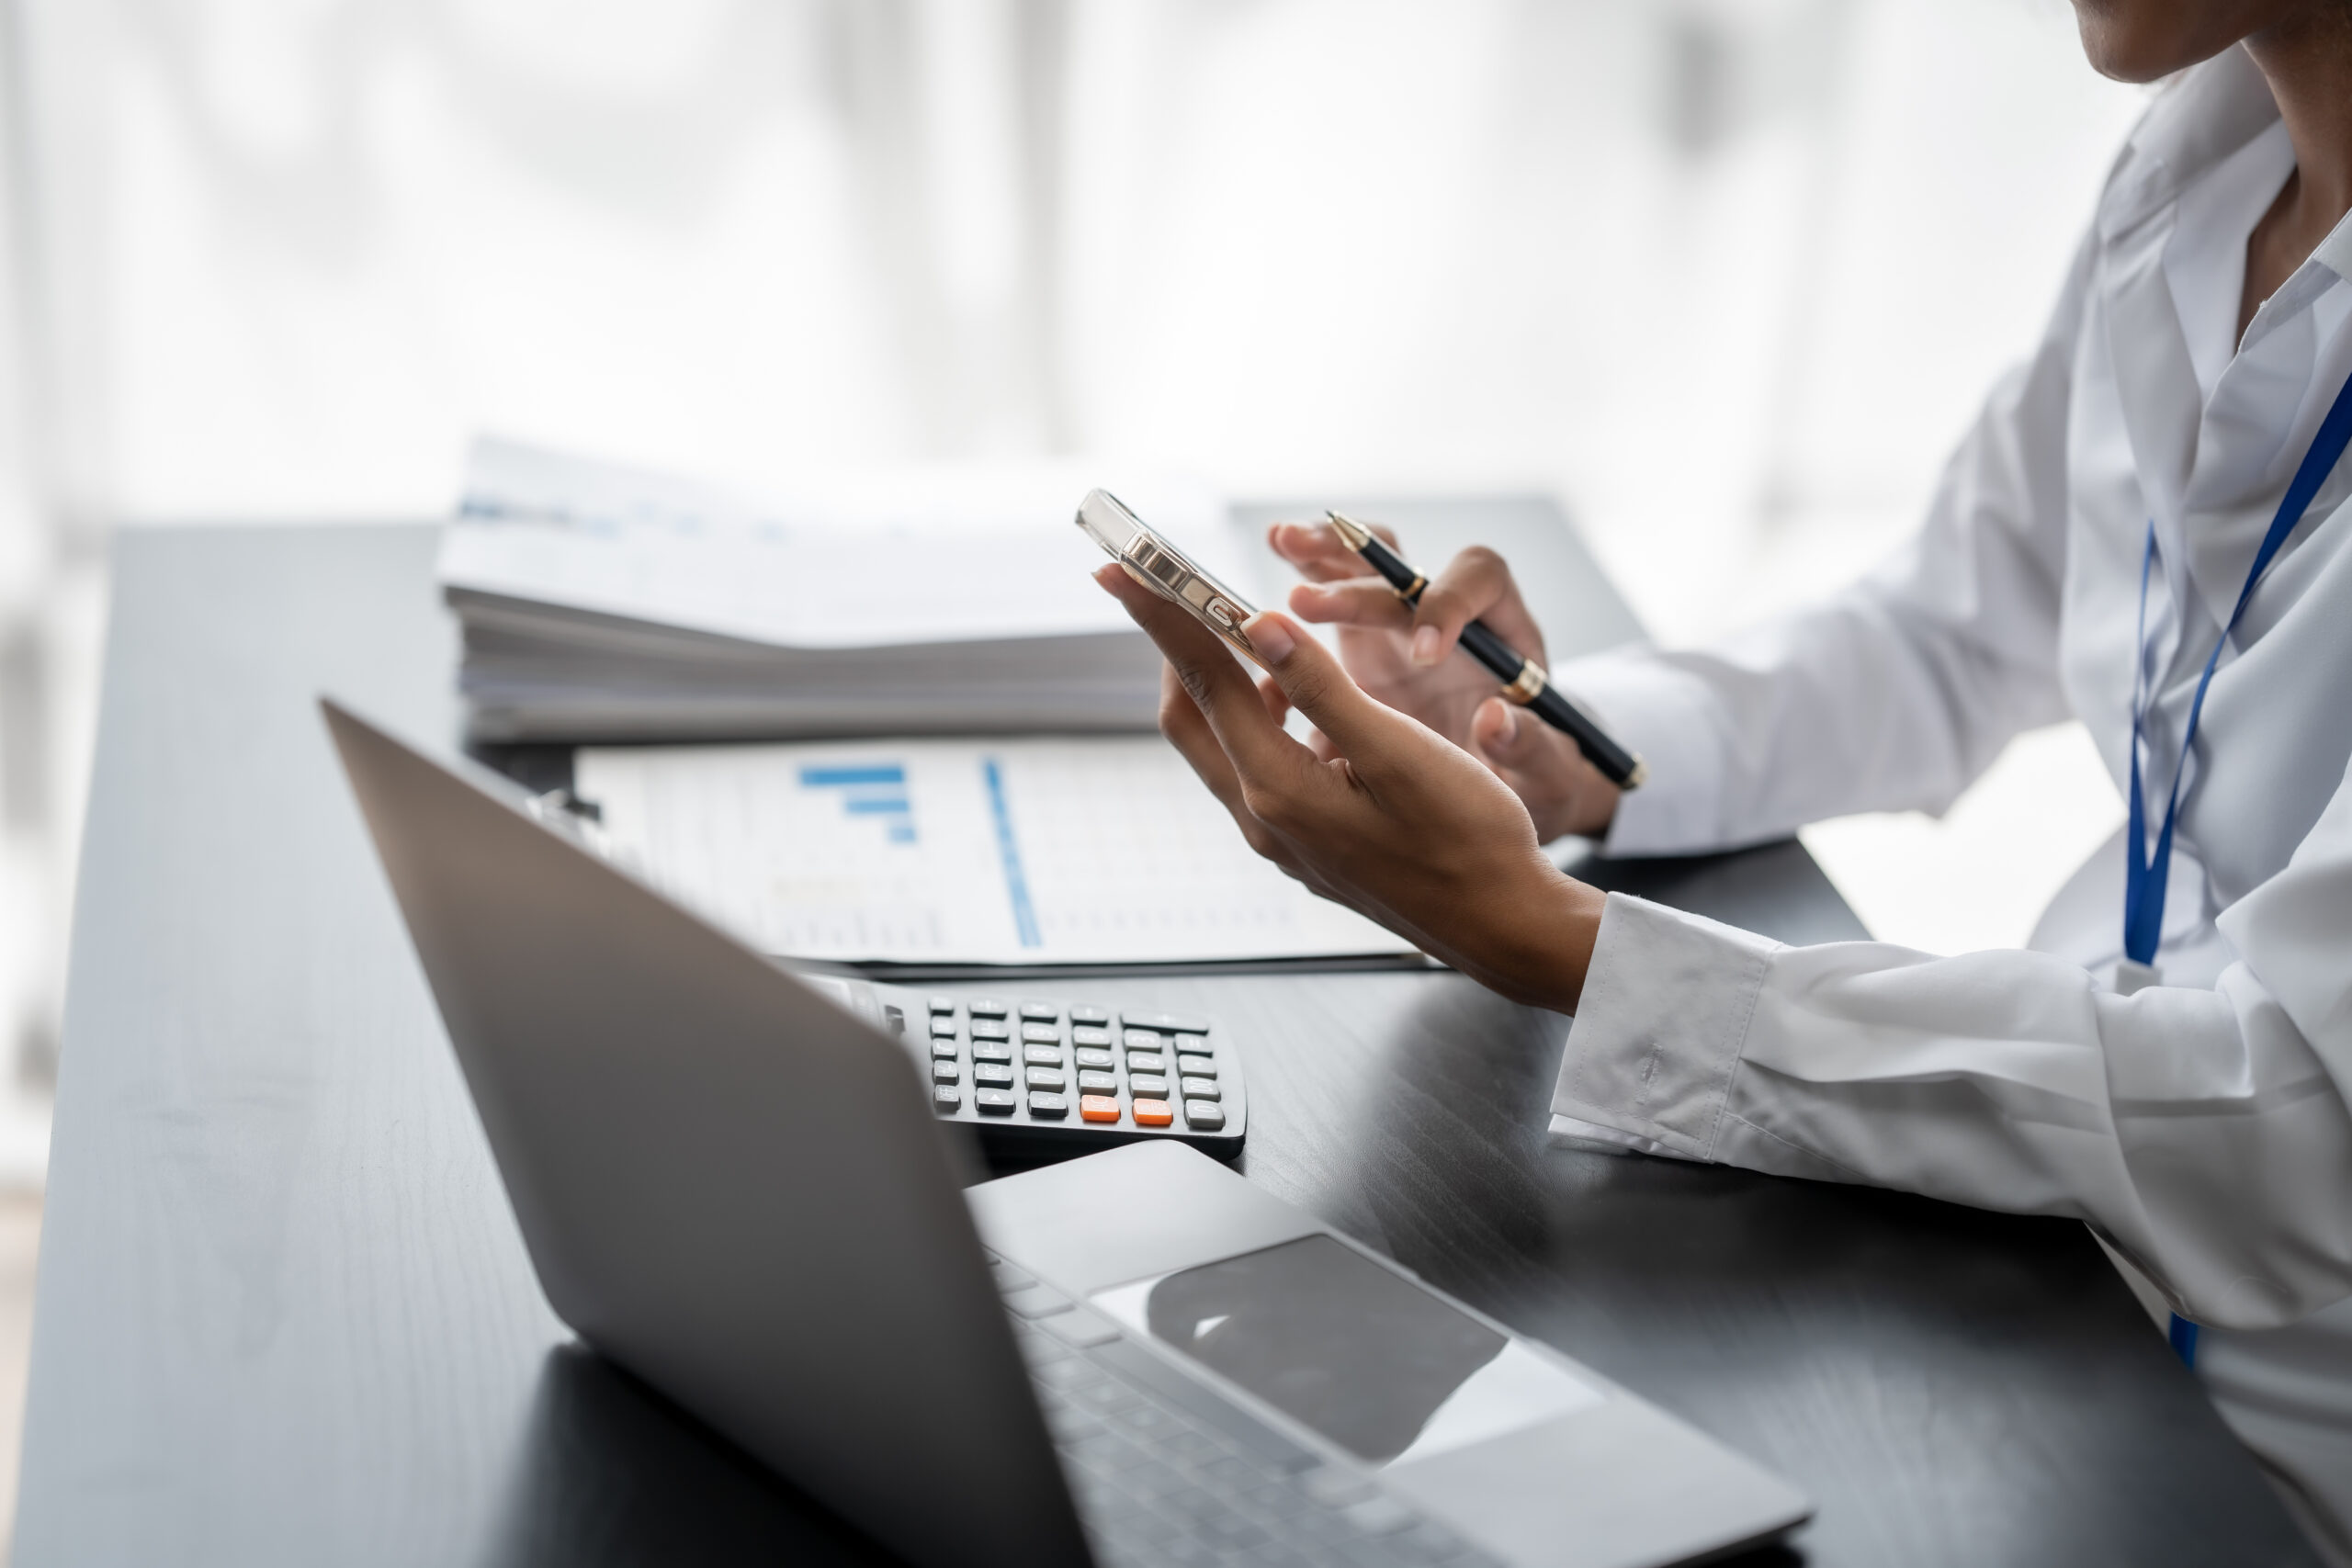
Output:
[1091, 1233, 1600, 1469]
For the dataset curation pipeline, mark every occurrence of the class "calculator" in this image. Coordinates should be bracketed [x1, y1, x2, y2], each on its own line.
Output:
[868, 985, 1246, 1158]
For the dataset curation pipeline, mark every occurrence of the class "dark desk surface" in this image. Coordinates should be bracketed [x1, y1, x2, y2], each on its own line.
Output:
[16, 524, 2315, 1568]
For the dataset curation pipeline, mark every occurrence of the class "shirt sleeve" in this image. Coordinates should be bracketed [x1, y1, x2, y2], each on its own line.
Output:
[1553, 235, 2093, 858]
[1550, 753, 2352, 1329]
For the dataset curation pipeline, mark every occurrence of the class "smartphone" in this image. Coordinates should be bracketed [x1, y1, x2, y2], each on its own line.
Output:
[1077, 490, 1265, 668]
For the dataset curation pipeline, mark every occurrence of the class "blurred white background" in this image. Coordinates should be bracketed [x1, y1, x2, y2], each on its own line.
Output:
[0, 3, 2149, 1199]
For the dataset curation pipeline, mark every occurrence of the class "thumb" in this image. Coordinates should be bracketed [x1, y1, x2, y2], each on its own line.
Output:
[1470, 695, 1541, 765]
[1242, 610, 1401, 758]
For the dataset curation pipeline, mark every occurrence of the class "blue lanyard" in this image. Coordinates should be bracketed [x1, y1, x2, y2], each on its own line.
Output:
[2124, 367, 2352, 969]
[2130, 366, 2352, 1371]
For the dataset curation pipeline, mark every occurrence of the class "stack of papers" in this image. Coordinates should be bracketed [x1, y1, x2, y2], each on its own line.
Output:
[574, 737, 1418, 967]
[439, 440, 1236, 742]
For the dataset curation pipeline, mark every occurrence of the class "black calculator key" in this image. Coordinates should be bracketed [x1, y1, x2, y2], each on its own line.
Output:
[930, 1038, 959, 1060]
[975, 1063, 1015, 1088]
[1023, 1043, 1064, 1066]
[970, 1019, 1011, 1041]
[1077, 1069, 1118, 1093]
[1182, 1100, 1226, 1131]
[1127, 1052, 1166, 1076]
[1176, 1054, 1216, 1078]
[1029, 1092, 1070, 1119]
[933, 1086, 961, 1111]
[1069, 1005, 1111, 1025]
[932, 1061, 960, 1084]
[1020, 1002, 1062, 1021]
[1025, 1066, 1067, 1090]
[1129, 1073, 1169, 1098]
[1021, 1021, 1063, 1043]
[1122, 1029, 1164, 1050]
[967, 998, 1011, 1019]
[973, 1041, 1014, 1064]
[976, 1089, 1017, 1115]
[1073, 1047, 1115, 1069]
[1180, 1076, 1218, 1100]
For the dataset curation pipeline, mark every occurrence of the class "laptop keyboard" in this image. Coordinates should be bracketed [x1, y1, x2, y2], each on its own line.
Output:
[997, 1263, 1500, 1568]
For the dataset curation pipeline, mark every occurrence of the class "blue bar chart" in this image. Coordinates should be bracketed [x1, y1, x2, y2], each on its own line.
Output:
[797, 763, 917, 844]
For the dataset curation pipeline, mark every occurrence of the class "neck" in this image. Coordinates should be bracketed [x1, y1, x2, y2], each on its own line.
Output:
[2245, 10, 2352, 230]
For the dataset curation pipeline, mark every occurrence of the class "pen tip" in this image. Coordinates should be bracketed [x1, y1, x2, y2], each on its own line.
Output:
[1326, 510, 1373, 550]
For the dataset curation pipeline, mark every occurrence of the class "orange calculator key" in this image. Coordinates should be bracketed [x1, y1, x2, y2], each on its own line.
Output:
[1079, 1094, 1122, 1123]
[1131, 1098, 1174, 1127]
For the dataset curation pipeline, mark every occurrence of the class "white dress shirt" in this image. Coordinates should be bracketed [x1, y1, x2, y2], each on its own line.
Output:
[1550, 49, 2352, 1560]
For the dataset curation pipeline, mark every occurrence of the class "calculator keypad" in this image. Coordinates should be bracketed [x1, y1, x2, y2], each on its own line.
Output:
[914, 999, 1238, 1145]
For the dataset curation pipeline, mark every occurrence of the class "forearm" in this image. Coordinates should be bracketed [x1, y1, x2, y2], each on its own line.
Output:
[1560, 577, 2069, 857]
[1553, 894, 2352, 1329]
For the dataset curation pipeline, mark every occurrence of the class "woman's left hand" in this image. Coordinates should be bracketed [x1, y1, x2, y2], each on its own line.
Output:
[1094, 562, 1605, 1013]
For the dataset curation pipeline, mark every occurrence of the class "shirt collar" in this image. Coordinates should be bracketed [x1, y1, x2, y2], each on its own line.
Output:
[2102, 46, 2282, 240]
[2314, 209, 2352, 284]
[2165, 118, 2295, 398]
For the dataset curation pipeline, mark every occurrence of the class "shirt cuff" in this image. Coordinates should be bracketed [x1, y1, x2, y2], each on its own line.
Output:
[1550, 650, 1725, 855]
[1545, 1113, 1701, 1160]
[1548, 892, 1781, 1159]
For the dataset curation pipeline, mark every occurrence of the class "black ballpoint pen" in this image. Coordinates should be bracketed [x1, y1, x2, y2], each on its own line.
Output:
[1323, 511, 1646, 790]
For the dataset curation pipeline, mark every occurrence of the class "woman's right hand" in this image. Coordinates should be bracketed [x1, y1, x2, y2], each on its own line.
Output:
[1267, 519, 1623, 841]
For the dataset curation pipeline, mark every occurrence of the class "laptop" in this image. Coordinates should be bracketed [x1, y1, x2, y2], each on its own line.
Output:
[322, 698, 1810, 1568]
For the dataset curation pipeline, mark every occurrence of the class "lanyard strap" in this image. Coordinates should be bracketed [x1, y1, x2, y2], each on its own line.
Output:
[2125, 367, 2352, 966]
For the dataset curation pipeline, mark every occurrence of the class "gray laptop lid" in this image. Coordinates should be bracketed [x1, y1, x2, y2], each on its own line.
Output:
[321, 698, 1090, 1568]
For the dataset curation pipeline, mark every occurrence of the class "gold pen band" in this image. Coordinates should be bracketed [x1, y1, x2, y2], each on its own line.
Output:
[1503, 660, 1547, 705]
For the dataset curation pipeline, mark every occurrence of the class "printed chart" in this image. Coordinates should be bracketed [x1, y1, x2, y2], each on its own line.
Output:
[575, 738, 1413, 964]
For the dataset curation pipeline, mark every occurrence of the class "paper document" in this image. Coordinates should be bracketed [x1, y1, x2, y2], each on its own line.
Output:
[573, 738, 1415, 965]
[442, 437, 1240, 650]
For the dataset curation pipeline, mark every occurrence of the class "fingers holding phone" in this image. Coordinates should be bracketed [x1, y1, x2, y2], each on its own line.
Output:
[1094, 561, 1603, 1012]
